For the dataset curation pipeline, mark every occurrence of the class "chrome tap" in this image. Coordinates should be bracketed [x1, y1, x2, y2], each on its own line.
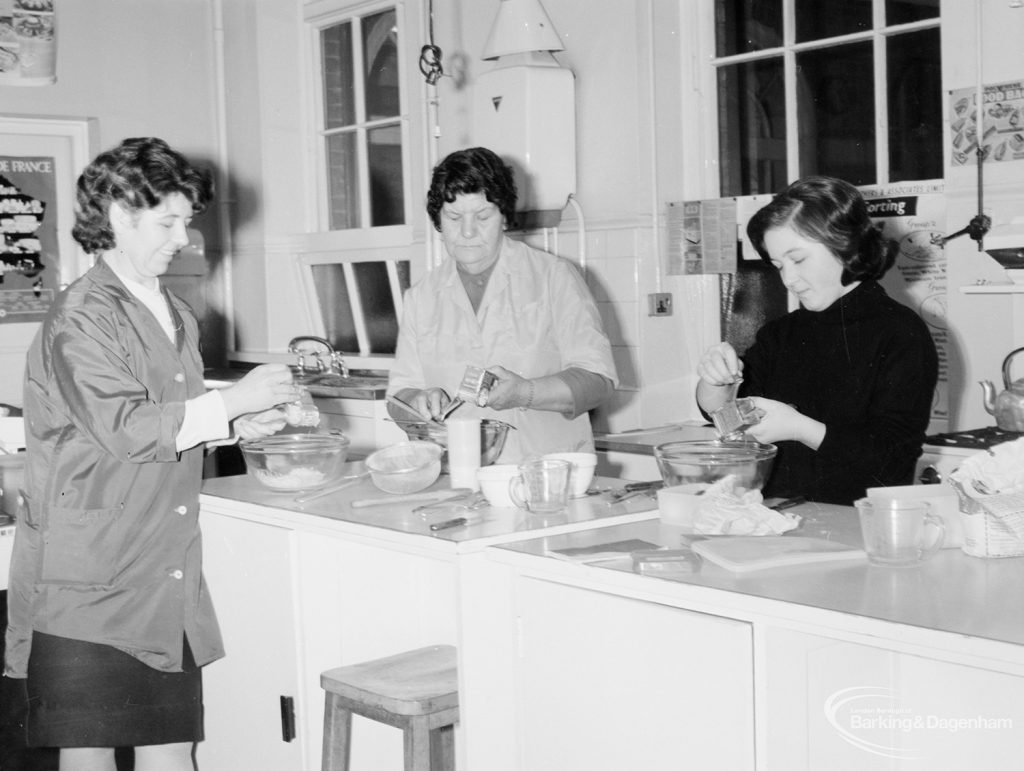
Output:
[287, 336, 348, 379]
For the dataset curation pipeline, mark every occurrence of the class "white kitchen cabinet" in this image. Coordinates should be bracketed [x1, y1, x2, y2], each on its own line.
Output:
[197, 500, 461, 770]
[197, 512, 305, 770]
[762, 627, 1024, 771]
[514, 578, 754, 771]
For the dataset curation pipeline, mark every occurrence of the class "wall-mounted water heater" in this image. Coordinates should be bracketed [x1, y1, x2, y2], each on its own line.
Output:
[473, 0, 576, 222]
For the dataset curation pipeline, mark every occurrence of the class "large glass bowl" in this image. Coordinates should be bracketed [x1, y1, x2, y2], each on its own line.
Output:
[653, 439, 777, 493]
[400, 419, 511, 470]
[365, 441, 443, 494]
[239, 432, 350, 492]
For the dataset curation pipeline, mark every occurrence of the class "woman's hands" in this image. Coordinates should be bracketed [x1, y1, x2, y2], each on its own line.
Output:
[220, 363, 297, 421]
[389, 387, 453, 422]
[697, 342, 743, 385]
[696, 342, 744, 415]
[746, 397, 825, 450]
[233, 408, 288, 440]
[484, 366, 530, 410]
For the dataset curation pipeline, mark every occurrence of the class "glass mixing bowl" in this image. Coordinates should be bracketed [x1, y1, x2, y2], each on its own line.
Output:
[364, 440, 443, 494]
[400, 419, 511, 470]
[653, 439, 777, 493]
[239, 432, 350, 492]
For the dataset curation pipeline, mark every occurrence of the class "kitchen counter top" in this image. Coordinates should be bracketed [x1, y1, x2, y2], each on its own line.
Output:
[200, 466, 661, 550]
[495, 500, 1024, 650]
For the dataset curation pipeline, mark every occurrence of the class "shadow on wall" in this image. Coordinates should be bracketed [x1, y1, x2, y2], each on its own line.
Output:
[172, 154, 261, 369]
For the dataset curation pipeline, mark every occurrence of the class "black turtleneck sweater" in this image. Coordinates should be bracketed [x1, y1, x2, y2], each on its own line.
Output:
[739, 280, 938, 505]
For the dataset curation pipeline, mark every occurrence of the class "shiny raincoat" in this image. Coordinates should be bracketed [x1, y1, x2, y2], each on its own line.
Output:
[4, 259, 223, 678]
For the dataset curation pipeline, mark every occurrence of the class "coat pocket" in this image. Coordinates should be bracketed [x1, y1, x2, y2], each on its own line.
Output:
[40, 504, 123, 585]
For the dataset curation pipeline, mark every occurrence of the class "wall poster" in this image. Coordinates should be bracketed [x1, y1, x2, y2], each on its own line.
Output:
[0, 117, 93, 324]
[0, 0, 57, 86]
[949, 81, 1024, 166]
[665, 199, 737, 276]
[0, 155, 58, 321]
[862, 182, 948, 428]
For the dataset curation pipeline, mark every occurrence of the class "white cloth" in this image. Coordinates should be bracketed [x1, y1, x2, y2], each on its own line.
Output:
[389, 238, 617, 462]
[112, 268, 230, 451]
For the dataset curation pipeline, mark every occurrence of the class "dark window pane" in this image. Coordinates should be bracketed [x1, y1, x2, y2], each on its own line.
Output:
[311, 263, 359, 353]
[310, 261, 411, 355]
[888, 28, 942, 181]
[718, 57, 787, 197]
[796, 42, 875, 185]
[886, 0, 939, 26]
[795, 0, 871, 42]
[326, 131, 360, 229]
[363, 9, 400, 121]
[368, 123, 405, 226]
[321, 22, 355, 129]
[715, 0, 782, 56]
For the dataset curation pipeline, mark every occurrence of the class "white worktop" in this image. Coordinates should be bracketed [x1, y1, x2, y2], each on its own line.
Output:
[198, 470, 1024, 770]
[200, 465, 661, 551]
[495, 502, 1024, 650]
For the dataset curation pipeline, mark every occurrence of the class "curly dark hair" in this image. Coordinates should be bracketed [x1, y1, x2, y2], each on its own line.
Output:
[746, 176, 896, 285]
[71, 137, 214, 255]
[425, 147, 517, 231]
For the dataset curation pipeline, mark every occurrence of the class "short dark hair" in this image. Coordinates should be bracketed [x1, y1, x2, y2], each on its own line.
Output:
[746, 175, 895, 284]
[425, 147, 517, 231]
[71, 137, 214, 255]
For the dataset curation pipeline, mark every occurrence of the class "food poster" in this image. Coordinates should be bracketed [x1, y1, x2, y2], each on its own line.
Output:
[665, 198, 738, 275]
[949, 81, 1024, 166]
[0, 0, 55, 86]
[0, 155, 58, 321]
[862, 184, 948, 425]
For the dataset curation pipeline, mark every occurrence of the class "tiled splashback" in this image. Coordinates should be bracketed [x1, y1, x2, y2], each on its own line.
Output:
[520, 224, 711, 434]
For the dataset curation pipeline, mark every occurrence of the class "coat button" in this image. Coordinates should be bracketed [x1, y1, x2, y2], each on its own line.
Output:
[175, 505, 188, 515]
[174, 373, 185, 382]
[171, 569, 184, 580]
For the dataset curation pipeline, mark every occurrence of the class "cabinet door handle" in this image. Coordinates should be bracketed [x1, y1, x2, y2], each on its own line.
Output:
[280, 695, 296, 742]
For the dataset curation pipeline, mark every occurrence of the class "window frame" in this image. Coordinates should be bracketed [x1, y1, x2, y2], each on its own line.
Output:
[704, 0, 943, 196]
[304, 0, 415, 245]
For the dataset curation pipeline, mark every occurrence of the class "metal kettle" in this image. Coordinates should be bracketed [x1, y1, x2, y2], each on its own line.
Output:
[980, 346, 1024, 432]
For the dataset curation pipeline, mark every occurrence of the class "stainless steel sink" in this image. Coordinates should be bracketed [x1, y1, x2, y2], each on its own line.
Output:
[302, 372, 388, 398]
[203, 367, 388, 399]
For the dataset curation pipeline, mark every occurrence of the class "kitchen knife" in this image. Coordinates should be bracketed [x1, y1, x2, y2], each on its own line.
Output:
[350, 488, 473, 509]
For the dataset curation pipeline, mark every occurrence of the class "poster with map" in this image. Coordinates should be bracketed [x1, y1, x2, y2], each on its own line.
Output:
[0, 154, 58, 321]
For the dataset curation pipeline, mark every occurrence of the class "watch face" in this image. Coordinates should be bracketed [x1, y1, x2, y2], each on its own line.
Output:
[899, 230, 944, 262]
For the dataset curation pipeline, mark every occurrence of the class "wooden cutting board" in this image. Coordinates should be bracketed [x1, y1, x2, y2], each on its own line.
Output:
[691, 536, 865, 572]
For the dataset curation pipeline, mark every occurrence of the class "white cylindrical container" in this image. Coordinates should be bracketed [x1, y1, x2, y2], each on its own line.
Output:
[447, 417, 481, 490]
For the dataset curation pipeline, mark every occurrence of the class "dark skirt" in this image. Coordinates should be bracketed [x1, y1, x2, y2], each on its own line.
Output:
[25, 632, 203, 748]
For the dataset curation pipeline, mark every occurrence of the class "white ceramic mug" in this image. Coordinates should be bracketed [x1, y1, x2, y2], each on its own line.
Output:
[509, 458, 572, 513]
[855, 497, 945, 567]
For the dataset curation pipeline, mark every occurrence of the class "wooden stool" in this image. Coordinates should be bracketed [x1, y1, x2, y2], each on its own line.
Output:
[321, 645, 459, 771]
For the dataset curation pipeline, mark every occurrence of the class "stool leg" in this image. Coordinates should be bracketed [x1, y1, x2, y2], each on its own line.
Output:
[430, 724, 455, 771]
[404, 716, 431, 771]
[322, 693, 353, 771]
